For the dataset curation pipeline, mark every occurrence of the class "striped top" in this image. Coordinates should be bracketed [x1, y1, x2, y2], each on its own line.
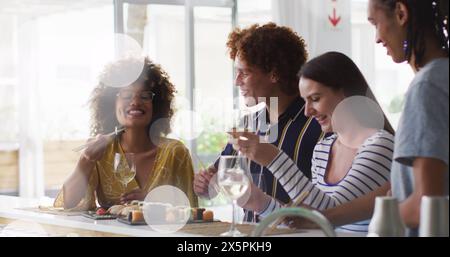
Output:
[261, 130, 394, 233]
[215, 97, 323, 222]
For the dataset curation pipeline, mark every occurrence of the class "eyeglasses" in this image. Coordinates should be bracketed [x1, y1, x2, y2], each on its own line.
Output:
[116, 91, 155, 102]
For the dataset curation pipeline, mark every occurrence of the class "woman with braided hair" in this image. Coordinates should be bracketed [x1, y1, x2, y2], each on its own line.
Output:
[368, 0, 449, 236]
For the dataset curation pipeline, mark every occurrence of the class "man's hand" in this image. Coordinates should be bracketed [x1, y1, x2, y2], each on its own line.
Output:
[228, 131, 280, 167]
[193, 166, 218, 199]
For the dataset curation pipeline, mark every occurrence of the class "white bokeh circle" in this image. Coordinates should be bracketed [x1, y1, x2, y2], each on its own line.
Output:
[171, 109, 204, 141]
[331, 96, 385, 148]
[143, 185, 191, 234]
[148, 117, 171, 146]
[95, 33, 145, 88]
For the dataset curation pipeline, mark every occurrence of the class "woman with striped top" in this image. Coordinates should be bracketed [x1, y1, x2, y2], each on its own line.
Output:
[231, 52, 395, 233]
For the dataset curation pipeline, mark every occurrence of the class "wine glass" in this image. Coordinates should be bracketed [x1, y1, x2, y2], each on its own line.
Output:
[217, 155, 251, 237]
[228, 110, 250, 167]
[113, 152, 136, 189]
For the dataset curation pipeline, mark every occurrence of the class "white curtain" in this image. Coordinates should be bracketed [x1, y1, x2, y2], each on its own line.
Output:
[272, 0, 352, 58]
[17, 17, 45, 198]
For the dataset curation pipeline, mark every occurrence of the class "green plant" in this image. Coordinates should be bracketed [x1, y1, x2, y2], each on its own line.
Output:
[197, 132, 228, 155]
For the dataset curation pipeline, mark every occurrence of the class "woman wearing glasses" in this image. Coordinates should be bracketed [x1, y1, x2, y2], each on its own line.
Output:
[54, 57, 198, 210]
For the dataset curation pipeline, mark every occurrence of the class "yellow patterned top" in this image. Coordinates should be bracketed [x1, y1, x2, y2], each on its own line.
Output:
[54, 138, 198, 210]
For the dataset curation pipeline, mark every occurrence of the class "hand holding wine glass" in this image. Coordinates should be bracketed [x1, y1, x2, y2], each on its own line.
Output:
[228, 131, 280, 167]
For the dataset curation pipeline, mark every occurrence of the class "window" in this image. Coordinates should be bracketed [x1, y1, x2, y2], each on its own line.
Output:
[0, 18, 18, 195]
[0, 14, 18, 144]
[38, 6, 115, 196]
[238, 0, 272, 27]
[117, 0, 240, 169]
[0, 3, 115, 197]
[193, 6, 234, 161]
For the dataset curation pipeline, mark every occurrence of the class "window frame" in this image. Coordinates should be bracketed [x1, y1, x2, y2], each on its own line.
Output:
[113, 0, 237, 167]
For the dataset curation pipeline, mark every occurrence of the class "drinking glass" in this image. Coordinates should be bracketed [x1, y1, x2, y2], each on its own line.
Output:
[217, 156, 250, 237]
[368, 197, 405, 237]
[113, 152, 136, 189]
[419, 196, 449, 237]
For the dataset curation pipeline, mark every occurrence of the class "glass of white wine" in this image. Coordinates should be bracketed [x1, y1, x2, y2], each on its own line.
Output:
[217, 155, 250, 237]
[113, 152, 136, 189]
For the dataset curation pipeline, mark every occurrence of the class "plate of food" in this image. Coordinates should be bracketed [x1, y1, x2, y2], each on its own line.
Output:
[112, 204, 219, 226]
[117, 213, 146, 225]
[187, 208, 218, 224]
[82, 201, 142, 221]
[82, 208, 117, 220]
[109, 201, 145, 225]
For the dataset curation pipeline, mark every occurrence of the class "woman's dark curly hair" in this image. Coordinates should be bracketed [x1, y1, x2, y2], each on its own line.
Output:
[226, 22, 309, 95]
[89, 57, 176, 137]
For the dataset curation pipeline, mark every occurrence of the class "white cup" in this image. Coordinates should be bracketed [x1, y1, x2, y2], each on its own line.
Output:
[419, 196, 449, 237]
[368, 197, 406, 237]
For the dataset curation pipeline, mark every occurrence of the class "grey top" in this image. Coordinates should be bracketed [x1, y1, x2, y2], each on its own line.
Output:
[391, 58, 449, 237]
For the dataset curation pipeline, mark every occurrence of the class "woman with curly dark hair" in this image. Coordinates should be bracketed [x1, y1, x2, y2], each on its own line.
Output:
[55, 57, 198, 210]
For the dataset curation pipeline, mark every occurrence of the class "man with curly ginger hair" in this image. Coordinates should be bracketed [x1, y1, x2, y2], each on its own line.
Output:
[194, 23, 323, 223]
